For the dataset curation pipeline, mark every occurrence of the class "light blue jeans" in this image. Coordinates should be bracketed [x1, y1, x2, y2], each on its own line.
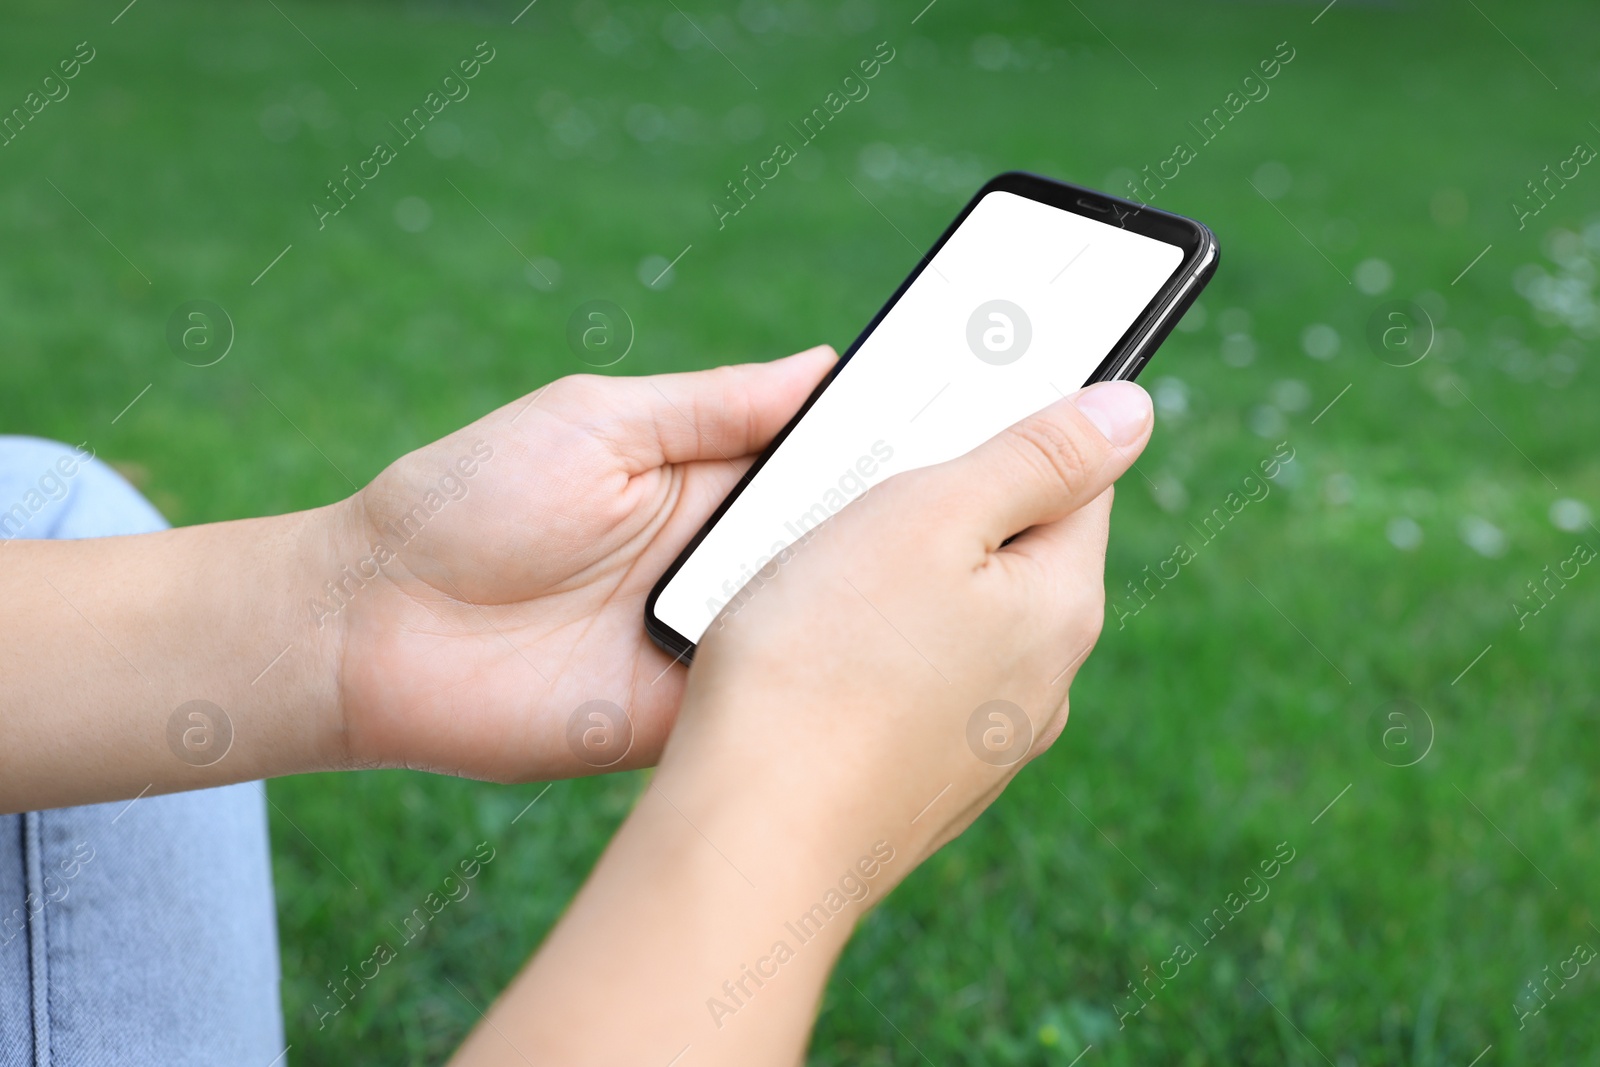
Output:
[0, 437, 285, 1066]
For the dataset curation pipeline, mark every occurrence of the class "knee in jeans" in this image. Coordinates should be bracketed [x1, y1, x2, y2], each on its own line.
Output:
[0, 436, 164, 540]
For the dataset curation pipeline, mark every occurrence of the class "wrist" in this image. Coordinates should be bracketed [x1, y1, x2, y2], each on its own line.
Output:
[287, 495, 370, 772]
[645, 756, 910, 954]
[652, 691, 927, 895]
[177, 499, 366, 780]
[199, 502, 357, 778]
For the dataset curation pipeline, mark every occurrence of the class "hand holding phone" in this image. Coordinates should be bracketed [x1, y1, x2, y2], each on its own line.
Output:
[647, 172, 1218, 657]
[476, 383, 1156, 1064]
[666, 377, 1154, 855]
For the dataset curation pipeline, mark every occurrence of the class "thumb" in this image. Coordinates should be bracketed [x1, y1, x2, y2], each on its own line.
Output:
[932, 380, 1153, 545]
[622, 345, 838, 468]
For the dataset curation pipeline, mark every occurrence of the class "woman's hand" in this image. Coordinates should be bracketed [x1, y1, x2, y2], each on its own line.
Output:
[664, 379, 1154, 890]
[329, 346, 837, 781]
[453, 381, 1154, 1066]
[0, 348, 834, 811]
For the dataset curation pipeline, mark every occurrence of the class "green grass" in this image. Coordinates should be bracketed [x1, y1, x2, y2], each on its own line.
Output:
[4, 0, 1599, 1062]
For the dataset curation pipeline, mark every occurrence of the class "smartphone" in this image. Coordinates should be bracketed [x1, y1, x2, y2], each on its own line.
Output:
[645, 171, 1218, 661]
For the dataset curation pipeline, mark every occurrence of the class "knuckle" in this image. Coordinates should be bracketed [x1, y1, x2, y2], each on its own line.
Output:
[1081, 592, 1108, 647]
[546, 372, 605, 407]
[1032, 705, 1071, 755]
[1009, 416, 1096, 491]
[1072, 576, 1108, 647]
[883, 467, 952, 523]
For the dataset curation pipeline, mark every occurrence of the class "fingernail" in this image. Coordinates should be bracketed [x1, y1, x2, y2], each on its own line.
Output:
[1072, 381, 1152, 447]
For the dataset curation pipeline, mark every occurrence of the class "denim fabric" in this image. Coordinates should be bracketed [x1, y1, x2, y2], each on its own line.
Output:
[0, 437, 286, 1066]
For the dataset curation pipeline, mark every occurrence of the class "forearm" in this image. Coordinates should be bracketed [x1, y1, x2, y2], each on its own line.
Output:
[454, 775, 898, 1065]
[0, 504, 351, 812]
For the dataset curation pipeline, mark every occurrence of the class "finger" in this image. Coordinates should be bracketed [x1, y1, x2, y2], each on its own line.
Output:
[679, 453, 758, 518]
[927, 380, 1152, 547]
[1004, 488, 1114, 689]
[624, 345, 837, 468]
[1001, 486, 1113, 575]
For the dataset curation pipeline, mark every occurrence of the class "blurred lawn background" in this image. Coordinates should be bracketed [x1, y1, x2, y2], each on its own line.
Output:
[4, 0, 1599, 1062]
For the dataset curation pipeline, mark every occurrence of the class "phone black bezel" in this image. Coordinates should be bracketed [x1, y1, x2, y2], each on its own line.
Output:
[643, 170, 1219, 663]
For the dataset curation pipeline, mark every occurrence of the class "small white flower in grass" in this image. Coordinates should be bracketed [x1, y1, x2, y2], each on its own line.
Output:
[1252, 161, 1292, 201]
[1247, 405, 1285, 438]
[1152, 377, 1189, 419]
[972, 34, 1012, 71]
[638, 254, 675, 289]
[1270, 379, 1311, 412]
[1355, 257, 1394, 296]
[1549, 498, 1591, 533]
[525, 258, 561, 291]
[393, 197, 432, 234]
[1301, 323, 1340, 360]
[1217, 307, 1252, 334]
[1459, 516, 1508, 558]
[1221, 333, 1256, 367]
[1387, 517, 1423, 551]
